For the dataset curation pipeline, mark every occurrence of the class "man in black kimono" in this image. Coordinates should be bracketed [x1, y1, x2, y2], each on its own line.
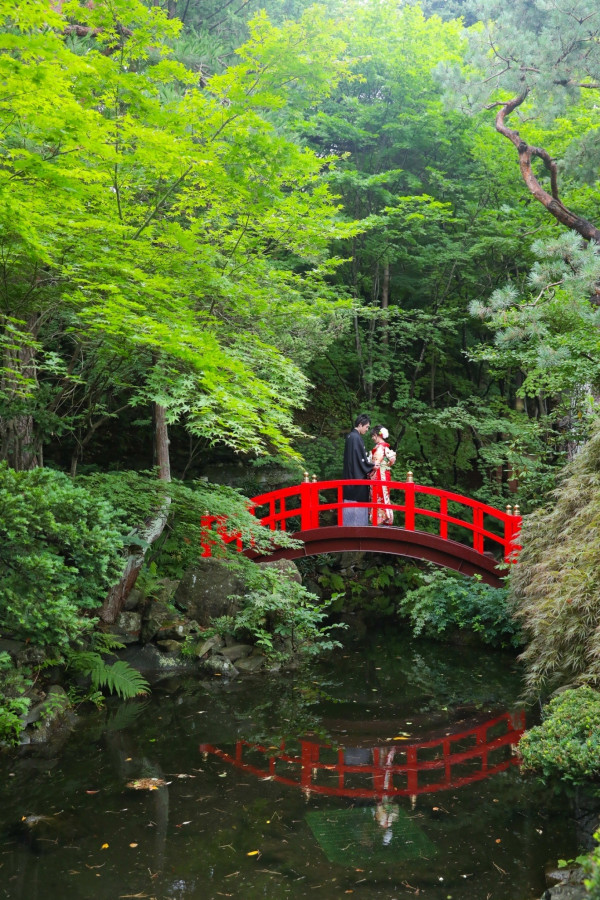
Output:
[342, 414, 374, 525]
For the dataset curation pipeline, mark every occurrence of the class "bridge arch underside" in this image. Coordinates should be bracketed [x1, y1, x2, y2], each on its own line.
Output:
[254, 526, 505, 588]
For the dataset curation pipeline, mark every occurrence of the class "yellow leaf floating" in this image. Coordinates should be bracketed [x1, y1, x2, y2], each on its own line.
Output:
[101, 843, 109, 849]
[126, 778, 167, 791]
[247, 850, 260, 856]
[393, 736, 410, 740]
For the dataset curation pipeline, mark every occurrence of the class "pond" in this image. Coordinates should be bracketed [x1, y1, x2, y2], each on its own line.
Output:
[0, 630, 578, 900]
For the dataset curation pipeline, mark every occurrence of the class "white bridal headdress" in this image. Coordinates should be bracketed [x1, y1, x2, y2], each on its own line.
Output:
[379, 427, 389, 439]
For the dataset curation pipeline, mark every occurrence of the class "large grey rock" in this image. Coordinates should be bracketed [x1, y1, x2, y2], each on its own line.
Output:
[108, 611, 142, 644]
[23, 685, 69, 726]
[124, 588, 144, 611]
[194, 635, 225, 658]
[0, 638, 25, 658]
[156, 640, 184, 653]
[221, 644, 253, 662]
[156, 619, 201, 642]
[235, 655, 265, 674]
[119, 643, 195, 673]
[174, 558, 244, 625]
[259, 558, 302, 584]
[541, 887, 587, 900]
[546, 866, 585, 888]
[141, 600, 177, 644]
[200, 655, 239, 678]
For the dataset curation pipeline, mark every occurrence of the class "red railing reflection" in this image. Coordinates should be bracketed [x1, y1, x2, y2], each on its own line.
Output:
[200, 711, 526, 800]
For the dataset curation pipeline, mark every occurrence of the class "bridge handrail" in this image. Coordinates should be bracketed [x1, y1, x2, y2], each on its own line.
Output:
[245, 479, 521, 562]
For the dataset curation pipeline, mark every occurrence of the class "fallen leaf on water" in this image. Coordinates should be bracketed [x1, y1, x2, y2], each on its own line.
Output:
[495, 839, 501, 844]
[129, 843, 138, 848]
[101, 843, 109, 850]
[126, 778, 167, 791]
[247, 850, 260, 856]
[393, 736, 410, 741]
[86, 790, 100, 795]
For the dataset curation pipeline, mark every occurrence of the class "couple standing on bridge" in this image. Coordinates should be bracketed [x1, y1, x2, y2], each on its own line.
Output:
[342, 413, 397, 527]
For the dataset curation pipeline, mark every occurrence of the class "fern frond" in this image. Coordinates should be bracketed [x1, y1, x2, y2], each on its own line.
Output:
[68, 651, 149, 699]
[89, 660, 149, 699]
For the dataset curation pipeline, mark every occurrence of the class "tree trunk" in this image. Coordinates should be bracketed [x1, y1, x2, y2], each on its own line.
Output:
[381, 259, 389, 345]
[0, 315, 42, 470]
[99, 401, 171, 624]
[495, 94, 600, 244]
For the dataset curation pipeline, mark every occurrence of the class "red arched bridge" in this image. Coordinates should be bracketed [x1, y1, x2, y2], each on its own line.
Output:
[200, 710, 525, 800]
[201, 475, 522, 587]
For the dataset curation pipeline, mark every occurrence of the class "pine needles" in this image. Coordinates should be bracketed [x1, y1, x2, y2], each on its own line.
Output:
[511, 421, 600, 694]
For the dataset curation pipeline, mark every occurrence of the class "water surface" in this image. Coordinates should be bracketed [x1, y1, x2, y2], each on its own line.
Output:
[0, 632, 577, 899]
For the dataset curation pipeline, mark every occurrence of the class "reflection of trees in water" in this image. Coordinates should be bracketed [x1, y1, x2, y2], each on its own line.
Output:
[233, 674, 338, 747]
[322, 630, 523, 709]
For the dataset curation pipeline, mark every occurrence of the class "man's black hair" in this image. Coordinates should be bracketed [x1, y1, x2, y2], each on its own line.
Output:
[354, 413, 371, 428]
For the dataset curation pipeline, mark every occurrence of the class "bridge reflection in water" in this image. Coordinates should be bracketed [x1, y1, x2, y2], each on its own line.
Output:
[199, 710, 525, 804]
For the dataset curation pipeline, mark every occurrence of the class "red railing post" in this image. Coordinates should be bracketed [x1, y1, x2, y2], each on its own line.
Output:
[300, 475, 312, 531]
[473, 507, 484, 553]
[503, 504, 522, 563]
[440, 496, 448, 540]
[300, 476, 320, 530]
[404, 473, 415, 531]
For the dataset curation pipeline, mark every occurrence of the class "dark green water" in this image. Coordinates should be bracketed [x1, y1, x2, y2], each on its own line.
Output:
[0, 632, 577, 899]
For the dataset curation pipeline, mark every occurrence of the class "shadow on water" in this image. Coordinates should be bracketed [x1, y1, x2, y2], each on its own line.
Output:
[0, 630, 579, 899]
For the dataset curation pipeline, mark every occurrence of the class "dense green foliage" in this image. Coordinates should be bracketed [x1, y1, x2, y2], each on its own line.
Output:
[203, 557, 345, 661]
[511, 425, 600, 694]
[0, 652, 31, 745]
[398, 566, 521, 648]
[0, 0, 356, 472]
[0, 464, 125, 647]
[519, 687, 600, 785]
[584, 831, 600, 900]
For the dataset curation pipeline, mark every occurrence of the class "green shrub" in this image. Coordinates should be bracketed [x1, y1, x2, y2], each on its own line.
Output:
[584, 829, 600, 899]
[519, 686, 600, 784]
[208, 560, 346, 662]
[0, 652, 31, 745]
[511, 422, 600, 694]
[398, 566, 522, 648]
[0, 464, 125, 648]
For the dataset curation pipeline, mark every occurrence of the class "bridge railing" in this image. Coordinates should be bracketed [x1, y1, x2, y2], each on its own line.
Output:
[199, 710, 526, 799]
[246, 478, 521, 563]
[201, 479, 522, 562]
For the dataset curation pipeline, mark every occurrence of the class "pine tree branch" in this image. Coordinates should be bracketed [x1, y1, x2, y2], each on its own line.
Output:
[495, 93, 600, 244]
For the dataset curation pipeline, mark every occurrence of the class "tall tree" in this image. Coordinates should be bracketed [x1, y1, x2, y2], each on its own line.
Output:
[445, 0, 600, 240]
[0, 0, 357, 470]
